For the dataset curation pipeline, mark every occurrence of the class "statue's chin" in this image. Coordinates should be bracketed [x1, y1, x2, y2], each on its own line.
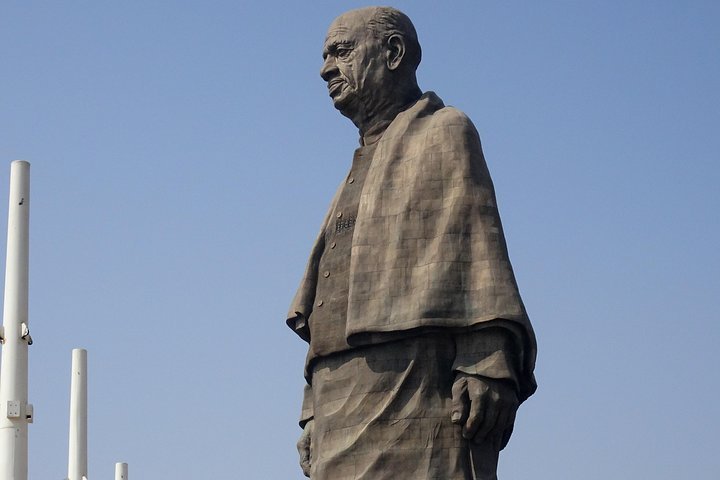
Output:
[333, 97, 358, 119]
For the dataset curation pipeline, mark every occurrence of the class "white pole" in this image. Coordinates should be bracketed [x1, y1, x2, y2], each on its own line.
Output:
[67, 349, 87, 480]
[0, 160, 32, 480]
[114, 463, 127, 480]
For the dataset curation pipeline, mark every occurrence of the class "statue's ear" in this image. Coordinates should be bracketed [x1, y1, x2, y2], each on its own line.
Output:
[386, 34, 405, 71]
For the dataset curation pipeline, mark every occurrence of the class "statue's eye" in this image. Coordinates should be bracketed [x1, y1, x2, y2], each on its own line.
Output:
[336, 48, 352, 59]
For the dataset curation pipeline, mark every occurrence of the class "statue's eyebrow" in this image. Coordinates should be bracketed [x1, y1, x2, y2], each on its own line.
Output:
[323, 39, 353, 59]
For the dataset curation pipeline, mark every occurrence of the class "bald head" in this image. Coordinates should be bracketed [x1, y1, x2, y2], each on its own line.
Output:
[363, 7, 422, 73]
[320, 7, 423, 130]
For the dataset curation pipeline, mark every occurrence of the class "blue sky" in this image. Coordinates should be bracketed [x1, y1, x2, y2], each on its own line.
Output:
[1, 1, 719, 478]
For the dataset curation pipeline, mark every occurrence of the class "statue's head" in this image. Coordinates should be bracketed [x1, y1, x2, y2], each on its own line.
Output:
[321, 7, 422, 124]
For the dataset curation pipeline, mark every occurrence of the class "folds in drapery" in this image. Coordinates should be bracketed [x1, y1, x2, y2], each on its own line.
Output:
[288, 92, 536, 401]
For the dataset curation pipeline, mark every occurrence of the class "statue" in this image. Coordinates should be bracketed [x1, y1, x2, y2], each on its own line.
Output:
[287, 7, 537, 479]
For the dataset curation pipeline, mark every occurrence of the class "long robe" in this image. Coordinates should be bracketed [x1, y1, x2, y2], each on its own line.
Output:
[288, 92, 537, 479]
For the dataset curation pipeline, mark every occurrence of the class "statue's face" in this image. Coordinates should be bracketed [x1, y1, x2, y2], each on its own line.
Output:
[321, 10, 387, 119]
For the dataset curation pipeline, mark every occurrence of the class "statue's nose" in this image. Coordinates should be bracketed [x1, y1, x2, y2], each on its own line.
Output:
[320, 56, 338, 81]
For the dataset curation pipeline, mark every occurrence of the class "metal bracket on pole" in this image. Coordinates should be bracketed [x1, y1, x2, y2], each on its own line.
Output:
[21, 322, 32, 345]
[6, 400, 21, 418]
[4, 401, 32, 423]
[0, 325, 4, 344]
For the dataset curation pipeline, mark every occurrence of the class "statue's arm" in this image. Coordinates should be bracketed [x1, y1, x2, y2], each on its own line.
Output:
[452, 326, 521, 386]
[450, 326, 521, 450]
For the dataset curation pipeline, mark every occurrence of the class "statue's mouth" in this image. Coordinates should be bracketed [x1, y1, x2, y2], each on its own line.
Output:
[328, 79, 345, 97]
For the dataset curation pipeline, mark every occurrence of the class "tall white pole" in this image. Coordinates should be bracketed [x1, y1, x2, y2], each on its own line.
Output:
[0, 161, 32, 480]
[67, 349, 87, 480]
[114, 463, 127, 480]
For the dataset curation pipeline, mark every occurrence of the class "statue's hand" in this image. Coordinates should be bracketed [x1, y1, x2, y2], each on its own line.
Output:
[297, 418, 314, 477]
[450, 373, 518, 450]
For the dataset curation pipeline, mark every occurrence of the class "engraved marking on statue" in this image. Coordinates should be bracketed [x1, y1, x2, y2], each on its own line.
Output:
[287, 7, 537, 479]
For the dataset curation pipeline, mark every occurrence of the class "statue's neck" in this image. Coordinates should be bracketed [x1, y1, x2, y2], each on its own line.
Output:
[353, 85, 422, 140]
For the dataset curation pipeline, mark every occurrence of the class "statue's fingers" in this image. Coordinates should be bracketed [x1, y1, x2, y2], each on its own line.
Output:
[296, 435, 307, 455]
[299, 453, 311, 477]
[299, 437, 310, 463]
[450, 376, 468, 424]
[470, 398, 499, 444]
[486, 405, 511, 448]
[300, 455, 311, 478]
[462, 392, 485, 440]
[297, 424, 312, 477]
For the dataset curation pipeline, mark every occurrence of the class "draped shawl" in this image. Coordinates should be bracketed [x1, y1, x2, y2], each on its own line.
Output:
[288, 92, 536, 400]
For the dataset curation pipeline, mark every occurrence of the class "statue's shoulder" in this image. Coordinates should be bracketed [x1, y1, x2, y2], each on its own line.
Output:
[388, 93, 479, 146]
[415, 93, 476, 133]
[409, 96, 483, 162]
[431, 104, 475, 130]
[412, 96, 480, 150]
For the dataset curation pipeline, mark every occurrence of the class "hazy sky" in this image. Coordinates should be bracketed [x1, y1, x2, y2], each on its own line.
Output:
[1, 1, 719, 478]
